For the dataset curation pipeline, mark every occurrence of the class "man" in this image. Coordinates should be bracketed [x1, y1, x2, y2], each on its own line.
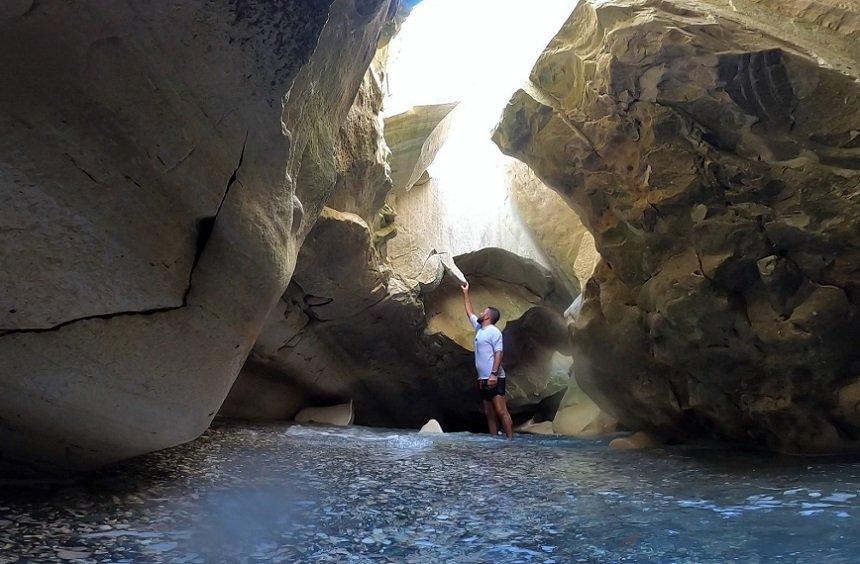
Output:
[460, 280, 513, 439]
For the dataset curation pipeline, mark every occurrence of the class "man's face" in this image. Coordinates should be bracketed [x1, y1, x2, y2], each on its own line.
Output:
[478, 307, 492, 323]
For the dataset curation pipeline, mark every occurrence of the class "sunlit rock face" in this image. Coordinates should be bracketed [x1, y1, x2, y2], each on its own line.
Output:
[552, 379, 617, 439]
[0, 0, 397, 471]
[494, 0, 860, 452]
[505, 161, 599, 291]
[385, 103, 458, 194]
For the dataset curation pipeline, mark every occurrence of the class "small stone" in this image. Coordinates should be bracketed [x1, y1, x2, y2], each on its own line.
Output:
[419, 419, 444, 434]
[609, 432, 659, 450]
[56, 548, 92, 560]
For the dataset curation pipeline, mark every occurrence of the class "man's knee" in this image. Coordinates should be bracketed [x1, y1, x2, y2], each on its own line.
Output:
[492, 397, 509, 415]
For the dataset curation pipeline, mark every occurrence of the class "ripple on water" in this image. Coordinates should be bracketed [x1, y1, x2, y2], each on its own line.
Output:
[1, 423, 858, 563]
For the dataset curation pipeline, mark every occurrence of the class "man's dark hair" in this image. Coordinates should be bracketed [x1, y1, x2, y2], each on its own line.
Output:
[487, 306, 501, 324]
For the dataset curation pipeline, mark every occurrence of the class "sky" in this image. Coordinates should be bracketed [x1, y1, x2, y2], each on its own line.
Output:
[383, 0, 579, 256]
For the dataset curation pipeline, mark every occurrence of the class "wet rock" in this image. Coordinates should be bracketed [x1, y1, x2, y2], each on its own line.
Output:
[835, 378, 860, 429]
[515, 420, 555, 435]
[56, 548, 92, 561]
[419, 419, 444, 434]
[295, 402, 355, 427]
[2, 422, 859, 562]
[494, 0, 860, 453]
[609, 432, 659, 451]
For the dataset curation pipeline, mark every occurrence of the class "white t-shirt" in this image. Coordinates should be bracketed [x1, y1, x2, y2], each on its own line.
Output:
[469, 314, 505, 380]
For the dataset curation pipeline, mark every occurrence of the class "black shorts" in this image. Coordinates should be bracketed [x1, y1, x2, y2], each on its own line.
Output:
[478, 377, 506, 401]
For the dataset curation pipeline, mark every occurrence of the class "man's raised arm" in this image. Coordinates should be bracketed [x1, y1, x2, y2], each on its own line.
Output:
[460, 281, 475, 322]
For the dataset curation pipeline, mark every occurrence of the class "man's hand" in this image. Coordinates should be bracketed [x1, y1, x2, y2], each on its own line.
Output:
[487, 375, 498, 388]
[461, 279, 475, 321]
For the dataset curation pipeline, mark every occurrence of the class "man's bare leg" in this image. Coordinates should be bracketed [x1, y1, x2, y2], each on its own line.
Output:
[492, 395, 513, 439]
[483, 399, 499, 436]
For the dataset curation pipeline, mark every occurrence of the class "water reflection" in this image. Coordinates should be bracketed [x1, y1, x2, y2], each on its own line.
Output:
[1, 423, 858, 562]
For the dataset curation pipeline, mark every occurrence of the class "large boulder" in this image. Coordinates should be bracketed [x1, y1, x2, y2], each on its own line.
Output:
[494, 0, 860, 452]
[0, 0, 397, 471]
[552, 380, 617, 439]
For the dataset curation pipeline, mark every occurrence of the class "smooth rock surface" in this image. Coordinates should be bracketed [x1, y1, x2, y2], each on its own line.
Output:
[506, 161, 599, 290]
[515, 420, 556, 435]
[0, 0, 397, 471]
[610, 432, 660, 451]
[292, 208, 389, 321]
[494, 0, 860, 453]
[552, 381, 618, 439]
[419, 419, 444, 433]
[295, 402, 355, 427]
[384, 103, 458, 193]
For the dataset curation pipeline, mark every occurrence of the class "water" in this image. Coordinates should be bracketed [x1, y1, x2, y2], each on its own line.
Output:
[1, 423, 858, 563]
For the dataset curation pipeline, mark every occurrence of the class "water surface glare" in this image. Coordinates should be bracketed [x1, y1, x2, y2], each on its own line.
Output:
[1, 423, 859, 562]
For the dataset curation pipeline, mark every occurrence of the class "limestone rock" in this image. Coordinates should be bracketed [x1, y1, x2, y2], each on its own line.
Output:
[836, 378, 860, 428]
[292, 208, 389, 321]
[506, 161, 599, 290]
[384, 103, 458, 193]
[219, 361, 307, 421]
[0, 0, 397, 471]
[453, 248, 573, 311]
[515, 420, 556, 435]
[419, 419, 444, 434]
[609, 432, 659, 451]
[494, 0, 860, 452]
[295, 401, 355, 427]
[552, 381, 618, 439]
[424, 276, 541, 350]
[321, 70, 392, 227]
[386, 172, 552, 285]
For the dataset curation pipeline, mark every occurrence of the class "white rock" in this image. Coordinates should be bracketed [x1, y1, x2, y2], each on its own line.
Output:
[515, 420, 555, 435]
[419, 419, 443, 434]
[609, 432, 659, 451]
[295, 401, 354, 427]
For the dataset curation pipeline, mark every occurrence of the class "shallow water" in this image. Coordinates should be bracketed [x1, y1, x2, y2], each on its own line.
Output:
[1, 423, 859, 563]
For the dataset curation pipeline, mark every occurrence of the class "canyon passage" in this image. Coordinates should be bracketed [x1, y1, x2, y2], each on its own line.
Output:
[1, 0, 859, 561]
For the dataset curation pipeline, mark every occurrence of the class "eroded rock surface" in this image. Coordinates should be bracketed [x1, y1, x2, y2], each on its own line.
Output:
[0, 0, 397, 471]
[494, 0, 860, 452]
[505, 161, 599, 290]
[385, 103, 458, 193]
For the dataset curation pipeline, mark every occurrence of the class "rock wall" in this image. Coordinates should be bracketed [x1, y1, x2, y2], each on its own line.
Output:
[494, 0, 860, 452]
[0, 0, 398, 471]
[505, 161, 599, 290]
